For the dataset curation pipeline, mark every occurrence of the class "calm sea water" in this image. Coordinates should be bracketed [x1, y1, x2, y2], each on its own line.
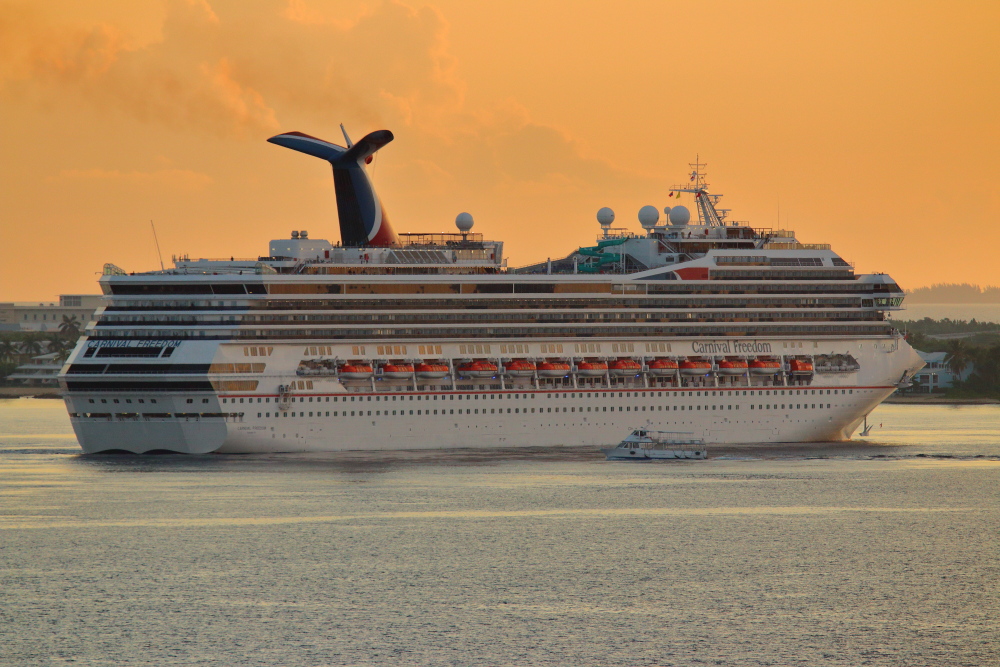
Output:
[1, 399, 997, 666]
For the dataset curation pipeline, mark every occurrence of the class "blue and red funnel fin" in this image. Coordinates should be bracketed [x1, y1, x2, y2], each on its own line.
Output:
[268, 130, 398, 247]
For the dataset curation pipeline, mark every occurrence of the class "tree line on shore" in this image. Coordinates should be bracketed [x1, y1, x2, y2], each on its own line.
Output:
[0, 316, 81, 382]
[900, 330, 1000, 398]
[904, 283, 1000, 303]
[930, 339, 1000, 398]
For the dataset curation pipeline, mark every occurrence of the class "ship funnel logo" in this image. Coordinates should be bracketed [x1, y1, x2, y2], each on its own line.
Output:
[268, 129, 398, 247]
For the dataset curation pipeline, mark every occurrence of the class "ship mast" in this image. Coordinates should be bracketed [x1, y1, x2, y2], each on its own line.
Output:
[668, 155, 727, 227]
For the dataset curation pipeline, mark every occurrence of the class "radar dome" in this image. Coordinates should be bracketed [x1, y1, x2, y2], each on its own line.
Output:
[663, 206, 672, 215]
[638, 205, 660, 229]
[668, 205, 691, 226]
[455, 212, 474, 232]
[596, 207, 615, 226]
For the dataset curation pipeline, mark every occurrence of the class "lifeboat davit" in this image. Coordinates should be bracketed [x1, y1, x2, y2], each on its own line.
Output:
[504, 359, 537, 377]
[339, 363, 374, 380]
[577, 360, 609, 377]
[538, 361, 571, 378]
[457, 360, 498, 378]
[717, 358, 749, 376]
[789, 359, 814, 374]
[749, 359, 781, 375]
[415, 362, 449, 379]
[610, 358, 642, 376]
[679, 359, 712, 376]
[647, 358, 679, 376]
[381, 363, 414, 379]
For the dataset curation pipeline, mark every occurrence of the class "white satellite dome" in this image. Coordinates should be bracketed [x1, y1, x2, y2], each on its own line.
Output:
[638, 205, 660, 229]
[455, 212, 474, 232]
[663, 206, 672, 215]
[668, 205, 691, 226]
[596, 207, 615, 226]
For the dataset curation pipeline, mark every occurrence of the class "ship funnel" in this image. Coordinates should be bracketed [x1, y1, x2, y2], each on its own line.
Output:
[268, 129, 398, 247]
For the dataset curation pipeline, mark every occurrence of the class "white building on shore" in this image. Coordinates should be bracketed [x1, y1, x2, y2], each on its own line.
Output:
[0, 295, 102, 332]
[6, 352, 64, 386]
[911, 350, 972, 393]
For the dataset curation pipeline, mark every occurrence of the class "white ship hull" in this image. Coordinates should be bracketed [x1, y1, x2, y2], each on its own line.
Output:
[64, 335, 922, 454]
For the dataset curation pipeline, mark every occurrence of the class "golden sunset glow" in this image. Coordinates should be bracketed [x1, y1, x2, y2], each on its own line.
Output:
[1, 0, 997, 299]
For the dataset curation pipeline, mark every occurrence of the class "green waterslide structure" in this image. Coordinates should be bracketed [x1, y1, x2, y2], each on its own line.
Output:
[577, 237, 626, 273]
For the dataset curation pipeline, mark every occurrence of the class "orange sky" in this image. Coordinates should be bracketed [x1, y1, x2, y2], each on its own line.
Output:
[1, 0, 998, 300]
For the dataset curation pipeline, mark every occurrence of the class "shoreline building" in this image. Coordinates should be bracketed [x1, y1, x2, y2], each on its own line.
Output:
[910, 350, 972, 393]
[0, 295, 103, 333]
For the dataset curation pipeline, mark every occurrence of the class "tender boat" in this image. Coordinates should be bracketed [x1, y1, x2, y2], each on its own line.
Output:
[647, 358, 679, 376]
[749, 358, 781, 375]
[679, 359, 712, 376]
[339, 363, 374, 380]
[381, 363, 414, 379]
[504, 359, 537, 377]
[577, 360, 609, 377]
[601, 428, 707, 460]
[717, 358, 749, 375]
[415, 362, 449, 379]
[789, 359, 814, 374]
[457, 360, 498, 378]
[610, 358, 642, 376]
[537, 361, 571, 378]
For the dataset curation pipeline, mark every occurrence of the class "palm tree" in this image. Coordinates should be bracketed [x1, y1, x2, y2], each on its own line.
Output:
[58, 315, 81, 339]
[46, 337, 69, 356]
[0, 339, 17, 363]
[20, 334, 43, 358]
[945, 339, 973, 379]
[45, 337, 72, 363]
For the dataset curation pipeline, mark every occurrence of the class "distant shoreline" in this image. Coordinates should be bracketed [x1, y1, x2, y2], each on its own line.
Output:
[884, 395, 999, 405]
[0, 387, 61, 399]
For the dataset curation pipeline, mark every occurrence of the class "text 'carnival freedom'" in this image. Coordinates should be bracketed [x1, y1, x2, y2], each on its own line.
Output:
[691, 340, 773, 355]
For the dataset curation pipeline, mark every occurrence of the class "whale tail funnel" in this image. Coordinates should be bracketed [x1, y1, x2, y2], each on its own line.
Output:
[268, 129, 398, 247]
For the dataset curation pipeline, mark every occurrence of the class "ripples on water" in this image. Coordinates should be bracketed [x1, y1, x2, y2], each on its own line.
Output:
[1, 399, 997, 666]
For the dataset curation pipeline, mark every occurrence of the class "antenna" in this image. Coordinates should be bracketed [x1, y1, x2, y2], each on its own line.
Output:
[150, 220, 165, 271]
[667, 155, 724, 227]
[340, 123, 354, 148]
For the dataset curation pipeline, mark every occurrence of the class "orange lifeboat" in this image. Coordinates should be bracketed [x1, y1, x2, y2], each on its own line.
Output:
[577, 360, 609, 377]
[381, 363, 414, 379]
[647, 358, 679, 376]
[339, 362, 374, 380]
[504, 359, 537, 377]
[415, 362, 449, 379]
[610, 358, 642, 376]
[749, 358, 781, 375]
[537, 361, 571, 378]
[457, 359, 498, 378]
[679, 359, 712, 376]
[789, 359, 814, 374]
[717, 358, 749, 376]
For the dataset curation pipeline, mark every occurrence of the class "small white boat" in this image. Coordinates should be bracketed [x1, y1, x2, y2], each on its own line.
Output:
[601, 428, 707, 461]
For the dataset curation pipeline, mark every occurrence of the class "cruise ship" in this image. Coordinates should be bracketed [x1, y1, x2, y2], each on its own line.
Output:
[60, 128, 924, 454]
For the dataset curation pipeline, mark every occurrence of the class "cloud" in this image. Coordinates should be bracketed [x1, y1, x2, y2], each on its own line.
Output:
[2, 0, 661, 229]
